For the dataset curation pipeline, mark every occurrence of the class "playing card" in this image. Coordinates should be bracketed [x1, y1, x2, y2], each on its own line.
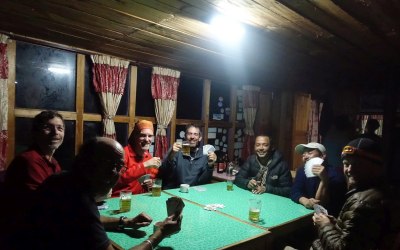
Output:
[202, 144, 216, 155]
[166, 197, 185, 220]
[313, 204, 328, 215]
[304, 157, 324, 178]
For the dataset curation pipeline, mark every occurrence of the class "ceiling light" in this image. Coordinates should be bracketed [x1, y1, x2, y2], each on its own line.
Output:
[210, 15, 245, 43]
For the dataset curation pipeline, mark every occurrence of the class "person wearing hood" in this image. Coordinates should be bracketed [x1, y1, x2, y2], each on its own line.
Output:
[234, 134, 292, 197]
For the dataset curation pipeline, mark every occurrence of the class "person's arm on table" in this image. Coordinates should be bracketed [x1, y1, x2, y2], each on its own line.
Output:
[234, 158, 254, 190]
[290, 167, 319, 208]
[101, 212, 152, 230]
[128, 215, 182, 250]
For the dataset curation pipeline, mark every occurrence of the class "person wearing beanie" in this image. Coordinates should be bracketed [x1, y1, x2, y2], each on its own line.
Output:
[290, 142, 346, 217]
[112, 120, 161, 196]
[158, 124, 217, 189]
[311, 138, 399, 250]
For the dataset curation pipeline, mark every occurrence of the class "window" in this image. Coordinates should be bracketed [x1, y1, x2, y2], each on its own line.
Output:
[15, 41, 76, 111]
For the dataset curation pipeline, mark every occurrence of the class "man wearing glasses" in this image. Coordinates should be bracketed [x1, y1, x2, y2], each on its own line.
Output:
[158, 124, 217, 189]
[311, 138, 399, 250]
[6, 137, 181, 250]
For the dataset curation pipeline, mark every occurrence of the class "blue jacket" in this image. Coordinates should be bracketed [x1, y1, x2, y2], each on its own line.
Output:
[158, 147, 213, 189]
[290, 163, 347, 216]
[234, 150, 292, 197]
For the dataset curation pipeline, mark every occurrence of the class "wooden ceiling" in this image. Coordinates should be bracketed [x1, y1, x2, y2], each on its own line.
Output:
[1, 0, 399, 91]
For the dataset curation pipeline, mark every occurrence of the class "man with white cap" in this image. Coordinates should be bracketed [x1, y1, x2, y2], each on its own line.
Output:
[290, 142, 346, 216]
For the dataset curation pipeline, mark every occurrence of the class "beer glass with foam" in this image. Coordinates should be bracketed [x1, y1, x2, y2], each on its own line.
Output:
[248, 198, 262, 222]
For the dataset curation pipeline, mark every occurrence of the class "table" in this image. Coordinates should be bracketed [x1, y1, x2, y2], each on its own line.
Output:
[100, 192, 269, 250]
[164, 182, 314, 246]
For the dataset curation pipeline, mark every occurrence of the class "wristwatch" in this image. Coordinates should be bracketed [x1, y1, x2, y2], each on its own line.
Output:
[117, 216, 127, 230]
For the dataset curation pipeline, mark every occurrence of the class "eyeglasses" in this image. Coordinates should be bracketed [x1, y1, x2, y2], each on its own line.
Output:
[341, 146, 382, 163]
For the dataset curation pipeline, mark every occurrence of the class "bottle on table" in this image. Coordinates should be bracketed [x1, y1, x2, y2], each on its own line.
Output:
[217, 152, 227, 173]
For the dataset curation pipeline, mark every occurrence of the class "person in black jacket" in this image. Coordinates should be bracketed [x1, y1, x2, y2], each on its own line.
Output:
[311, 138, 400, 250]
[234, 134, 292, 197]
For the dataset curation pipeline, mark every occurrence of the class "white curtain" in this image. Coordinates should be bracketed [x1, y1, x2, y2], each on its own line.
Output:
[91, 55, 129, 138]
[151, 66, 180, 158]
[242, 85, 260, 160]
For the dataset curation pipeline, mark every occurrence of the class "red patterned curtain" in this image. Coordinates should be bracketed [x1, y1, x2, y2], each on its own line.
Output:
[0, 34, 9, 173]
[151, 66, 180, 159]
[91, 55, 129, 139]
[241, 85, 260, 161]
[307, 100, 323, 142]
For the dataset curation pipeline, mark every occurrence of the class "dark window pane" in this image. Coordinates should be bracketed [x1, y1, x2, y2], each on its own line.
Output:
[83, 121, 102, 142]
[84, 56, 130, 115]
[15, 117, 75, 170]
[15, 41, 76, 111]
[210, 82, 231, 121]
[115, 123, 129, 147]
[135, 67, 155, 117]
[83, 121, 128, 147]
[176, 75, 203, 120]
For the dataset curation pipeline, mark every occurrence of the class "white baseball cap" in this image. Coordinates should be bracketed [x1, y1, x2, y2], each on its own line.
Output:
[295, 142, 326, 154]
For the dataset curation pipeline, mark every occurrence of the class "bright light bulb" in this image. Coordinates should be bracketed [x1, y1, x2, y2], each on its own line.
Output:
[210, 15, 245, 43]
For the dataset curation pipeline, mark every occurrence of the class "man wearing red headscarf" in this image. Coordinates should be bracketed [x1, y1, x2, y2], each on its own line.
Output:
[112, 120, 161, 196]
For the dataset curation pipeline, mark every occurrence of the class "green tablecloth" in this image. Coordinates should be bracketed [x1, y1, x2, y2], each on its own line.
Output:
[100, 192, 268, 250]
[164, 182, 313, 229]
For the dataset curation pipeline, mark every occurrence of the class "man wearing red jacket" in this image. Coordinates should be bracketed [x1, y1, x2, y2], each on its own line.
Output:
[1, 110, 65, 247]
[112, 120, 161, 196]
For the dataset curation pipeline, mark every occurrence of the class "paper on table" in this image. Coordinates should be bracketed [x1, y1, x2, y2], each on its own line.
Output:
[304, 157, 324, 178]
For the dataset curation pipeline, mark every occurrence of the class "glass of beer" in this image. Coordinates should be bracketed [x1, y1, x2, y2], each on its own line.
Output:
[182, 141, 190, 156]
[248, 198, 262, 222]
[152, 179, 162, 197]
[226, 180, 234, 191]
[119, 191, 132, 212]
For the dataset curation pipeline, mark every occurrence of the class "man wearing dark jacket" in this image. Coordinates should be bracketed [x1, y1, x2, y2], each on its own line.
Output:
[234, 135, 292, 197]
[158, 124, 217, 189]
[312, 138, 400, 250]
